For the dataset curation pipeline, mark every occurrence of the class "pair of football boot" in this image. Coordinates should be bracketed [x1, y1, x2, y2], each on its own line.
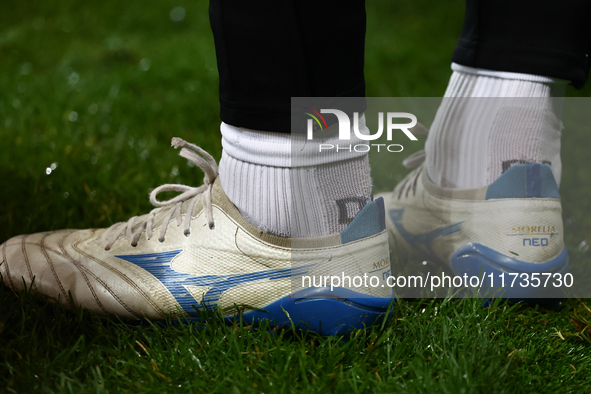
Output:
[0, 137, 567, 335]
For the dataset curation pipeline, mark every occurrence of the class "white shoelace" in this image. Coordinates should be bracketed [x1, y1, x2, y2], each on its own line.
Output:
[100, 137, 218, 251]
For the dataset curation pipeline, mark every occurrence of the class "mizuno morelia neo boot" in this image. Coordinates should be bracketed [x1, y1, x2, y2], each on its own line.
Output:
[1, 138, 394, 336]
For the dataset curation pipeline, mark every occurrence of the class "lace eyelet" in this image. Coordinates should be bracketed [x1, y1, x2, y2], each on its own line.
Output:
[158, 237, 165, 243]
[131, 242, 138, 247]
[104, 246, 111, 251]
[184, 230, 191, 237]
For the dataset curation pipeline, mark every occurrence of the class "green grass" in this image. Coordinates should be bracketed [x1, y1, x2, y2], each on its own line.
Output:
[1, 0, 591, 392]
[3, 287, 590, 393]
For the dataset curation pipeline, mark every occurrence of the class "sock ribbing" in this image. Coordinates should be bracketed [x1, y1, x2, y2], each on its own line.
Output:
[219, 123, 373, 238]
[425, 64, 565, 189]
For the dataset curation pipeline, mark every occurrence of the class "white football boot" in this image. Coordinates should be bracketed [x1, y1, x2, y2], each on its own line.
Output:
[377, 150, 568, 299]
[1, 138, 393, 335]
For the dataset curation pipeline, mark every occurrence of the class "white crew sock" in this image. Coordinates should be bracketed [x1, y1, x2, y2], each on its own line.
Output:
[218, 121, 373, 238]
[425, 63, 567, 189]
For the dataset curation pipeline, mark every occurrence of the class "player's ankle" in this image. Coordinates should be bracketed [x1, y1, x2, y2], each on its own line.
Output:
[218, 122, 373, 238]
[425, 63, 566, 189]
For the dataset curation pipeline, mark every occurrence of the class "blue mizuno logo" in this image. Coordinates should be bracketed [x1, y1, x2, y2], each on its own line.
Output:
[115, 250, 314, 315]
[388, 209, 464, 262]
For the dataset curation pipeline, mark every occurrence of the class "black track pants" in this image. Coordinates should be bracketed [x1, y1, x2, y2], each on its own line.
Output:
[209, 0, 590, 132]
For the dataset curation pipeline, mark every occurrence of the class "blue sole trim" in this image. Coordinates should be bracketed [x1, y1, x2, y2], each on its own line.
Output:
[181, 287, 395, 337]
[450, 243, 569, 299]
